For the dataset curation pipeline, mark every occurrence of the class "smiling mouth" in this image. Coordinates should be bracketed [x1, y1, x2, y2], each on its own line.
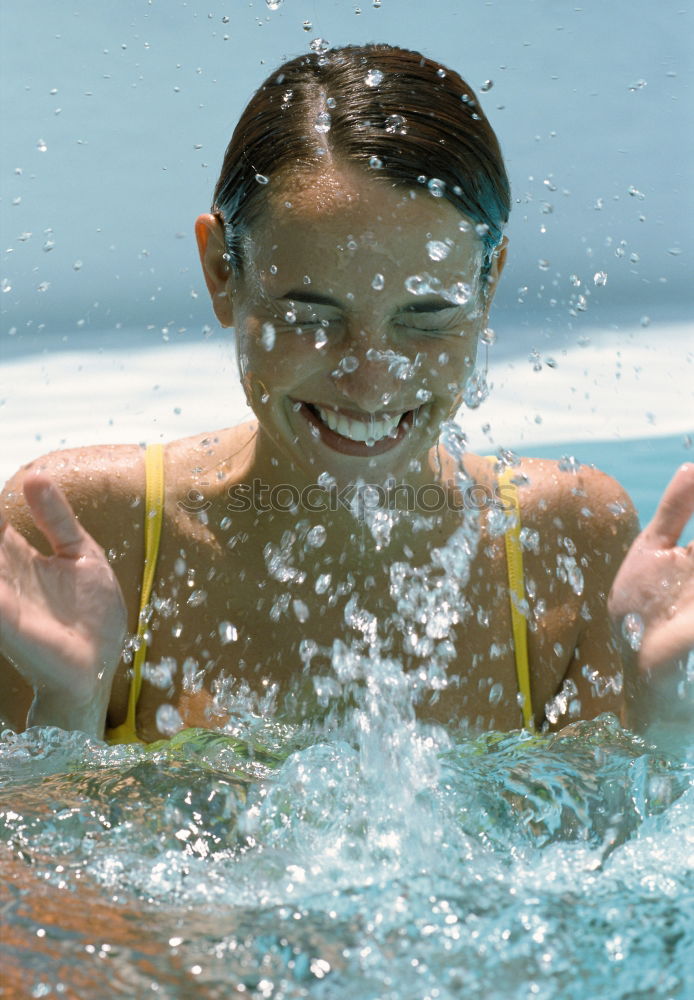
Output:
[296, 401, 425, 456]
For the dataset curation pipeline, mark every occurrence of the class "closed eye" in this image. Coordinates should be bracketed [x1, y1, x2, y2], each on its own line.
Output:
[394, 306, 466, 332]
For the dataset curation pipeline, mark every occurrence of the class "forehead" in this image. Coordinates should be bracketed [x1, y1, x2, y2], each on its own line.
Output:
[245, 164, 483, 285]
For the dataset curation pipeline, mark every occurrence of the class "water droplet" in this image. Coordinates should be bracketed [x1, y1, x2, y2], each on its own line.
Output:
[314, 111, 331, 133]
[266, 0, 282, 9]
[156, 704, 183, 737]
[640, 315, 651, 327]
[426, 239, 450, 262]
[365, 68, 384, 87]
[463, 370, 489, 409]
[317, 471, 336, 489]
[261, 322, 276, 350]
[315, 572, 331, 594]
[36, 281, 50, 293]
[369, 155, 383, 169]
[72, 260, 83, 271]
[558, 455, 581, 473]
[314, 327, 328, 349]
[405, 272, 442, 296]
[621, 612, 644, 651]
[307, 524, 327, 547]
[36, 139, 47, 153]
[628, 185, 645, 200]
[284, 307, 297, 324]
[480, 79, 494, 92]
[371, 272, 385, 291]
[1, 278, 12, 294]
[443, 281, 471, 306]
[385, 114, 406, 134]
[538, 259, 551, 271]
[255, 173, 269, 185]
[427, 178, 446, 198]
[303, 19, 312, 30]
[488, 682, 503, 704]
[593, 271, 608, 286]
[293, 599, 310, 623]
[309, 37, 329, 55]
[416, 388, 432, 403]
[480, 327, 496, 346]
[187, 589, 207, 607]
[628, 78, 647, 91]
[218, 621, 238, 644]
[340, 355, 359, 373]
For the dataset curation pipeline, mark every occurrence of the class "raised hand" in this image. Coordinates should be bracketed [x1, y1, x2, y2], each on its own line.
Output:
[609, 463, 694, 676]
[0, 473, 127, 736]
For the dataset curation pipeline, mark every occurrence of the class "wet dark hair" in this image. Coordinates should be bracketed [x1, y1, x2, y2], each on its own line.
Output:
[213, 43, 510, 277]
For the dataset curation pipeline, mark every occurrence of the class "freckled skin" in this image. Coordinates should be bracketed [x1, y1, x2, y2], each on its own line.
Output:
[0, 165, 643, 741]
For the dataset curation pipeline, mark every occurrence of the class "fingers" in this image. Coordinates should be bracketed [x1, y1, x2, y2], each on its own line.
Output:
[22, 474, 90, 559]
[644, 463, 694, 549]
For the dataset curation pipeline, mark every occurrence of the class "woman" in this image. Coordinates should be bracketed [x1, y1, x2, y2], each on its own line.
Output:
[1, 45, 692, 743]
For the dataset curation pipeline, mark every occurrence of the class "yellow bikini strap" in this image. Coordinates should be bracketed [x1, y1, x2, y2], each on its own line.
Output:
[106, 443, 165, 744]
[491, 460, 534, 729]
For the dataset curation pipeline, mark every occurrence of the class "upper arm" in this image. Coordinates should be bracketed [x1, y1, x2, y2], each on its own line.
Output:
[545, 464, 640, 727]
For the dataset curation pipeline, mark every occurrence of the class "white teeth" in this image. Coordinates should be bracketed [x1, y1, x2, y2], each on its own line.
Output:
[315, 406, 405, 443]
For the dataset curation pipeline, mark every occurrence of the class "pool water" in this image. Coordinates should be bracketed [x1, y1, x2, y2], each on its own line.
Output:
[1, 708, 692, 999]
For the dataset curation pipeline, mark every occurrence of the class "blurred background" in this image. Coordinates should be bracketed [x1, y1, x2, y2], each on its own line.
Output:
[1, 0, 692, 523]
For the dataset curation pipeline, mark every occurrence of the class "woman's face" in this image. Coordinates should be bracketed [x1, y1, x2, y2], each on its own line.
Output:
[226, 164, 503, 488]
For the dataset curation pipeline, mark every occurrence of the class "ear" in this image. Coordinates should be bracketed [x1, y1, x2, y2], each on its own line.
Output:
[481, 235, 508, 321]
[195, 213, 234, 327]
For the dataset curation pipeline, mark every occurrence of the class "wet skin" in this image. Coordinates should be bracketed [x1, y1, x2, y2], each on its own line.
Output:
[0, 165, 640, 741]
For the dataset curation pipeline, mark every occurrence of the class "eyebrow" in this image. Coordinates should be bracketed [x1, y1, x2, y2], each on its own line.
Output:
[275, 290, 461, 312]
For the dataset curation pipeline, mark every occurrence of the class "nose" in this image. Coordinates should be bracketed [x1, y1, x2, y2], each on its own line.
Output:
[328, 328, 421, 412]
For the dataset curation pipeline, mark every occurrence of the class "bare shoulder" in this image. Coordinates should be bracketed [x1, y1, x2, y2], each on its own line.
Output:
[163, 420, 258, 497]
[514, 456, 640, 583]
[1, 443, 146, 550]
[464, 450, 639, 576]
[517, 455, 637, 530]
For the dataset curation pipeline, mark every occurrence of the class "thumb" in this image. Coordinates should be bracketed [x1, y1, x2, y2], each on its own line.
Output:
[643, 463, 694, 549]
[22, 474, 91, 559]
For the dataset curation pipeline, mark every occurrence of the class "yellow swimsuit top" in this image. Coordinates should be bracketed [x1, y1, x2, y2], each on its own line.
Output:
[106, 447, 533, 744]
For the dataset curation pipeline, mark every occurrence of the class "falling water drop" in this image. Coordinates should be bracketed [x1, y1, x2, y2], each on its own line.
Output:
[371, 273, 385, 291]
[621, 612, 644, 651]
[261, 322, 276, 351]
[314, 111, 331, 133]
[365, 68, 384, 87]
[426, 240, 451, 262]
[462, 370, 490, 409]
[156, 704, 184, 737]
[307, 524, 327, 548]
[385, 114, 406, 134]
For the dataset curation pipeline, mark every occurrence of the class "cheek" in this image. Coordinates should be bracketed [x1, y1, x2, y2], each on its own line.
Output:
[237, 324, 325, 390]
[417, 337, 477, 394]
